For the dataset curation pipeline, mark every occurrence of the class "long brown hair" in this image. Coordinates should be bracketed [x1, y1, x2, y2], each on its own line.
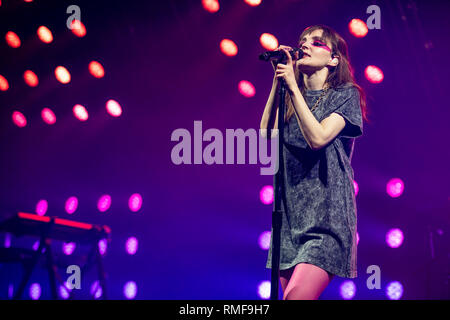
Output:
[285, 24, 369, 123]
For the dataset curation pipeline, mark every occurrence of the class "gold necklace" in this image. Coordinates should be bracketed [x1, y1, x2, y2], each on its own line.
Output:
[310, 86, 329, 112]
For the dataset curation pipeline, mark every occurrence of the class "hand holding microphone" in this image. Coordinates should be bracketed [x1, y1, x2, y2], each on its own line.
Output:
[259, 45, 303, 70]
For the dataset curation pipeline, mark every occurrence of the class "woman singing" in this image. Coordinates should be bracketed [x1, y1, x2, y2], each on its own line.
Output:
[260, 24, 368, 300]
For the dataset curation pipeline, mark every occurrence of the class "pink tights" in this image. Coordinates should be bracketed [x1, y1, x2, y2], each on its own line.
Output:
[279, 263, 334, 300]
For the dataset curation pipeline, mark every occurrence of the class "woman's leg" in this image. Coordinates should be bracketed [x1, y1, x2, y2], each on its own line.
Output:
[283, 263, 334, 300]
[279, 267, 294, 294]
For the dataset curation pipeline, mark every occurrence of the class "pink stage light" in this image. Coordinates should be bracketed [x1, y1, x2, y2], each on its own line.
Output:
[238, 80, 255, 98]
[126, 237, 138, 255]
[0, 74, 9, 91]
[365, 65, 384, 84]
[12, 111, 27, 128]
[202, 0, 219, 13]
[70, 20, 86, 37]
[89, 61, 105, 78]
[98, 239, 108, 255]
[356, 232, 360, 245]
[37, 26, 53, 43]
[90, 281, 102, 299]
[386, 281, 404, 300]
[59, 284, 72, 299]
[353, 180, 359, 196]
[65, 196, 78, 214]
[386, 228, 404, 248]
[41, 108, 56, 125]
[260, 33, 278, 51]
[106, 99, 122, 117]
[62, 242, 76, 255]
[258, 231, 271, 250]
[5, 31, 21, 48]
[32, 241, 40, 251]
[257, 281, 271, 300]
[220, 39, 238, 57]
[24, 70, 39, 87]
[129, 193, 143, 212]
[259, 185, 274, 205]
[29, 283, 41, 300]
[348, 19, 368, 38]
[340, 280, 356, 300]
[36, 199, 48, 216]
[98, 195, 112, 212]
[73, 104, 88, 121]
[55, 66, 71, 84]
[386, 178, 404, 198]
[123, 281, 137, 299]
[244, 0, 262, 6]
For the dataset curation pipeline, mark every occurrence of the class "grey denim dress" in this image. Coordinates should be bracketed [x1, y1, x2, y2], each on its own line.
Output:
[266, 83, 363, 278]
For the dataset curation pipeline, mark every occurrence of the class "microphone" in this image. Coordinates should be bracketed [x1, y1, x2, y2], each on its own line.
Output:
[259, 47, 304, 62]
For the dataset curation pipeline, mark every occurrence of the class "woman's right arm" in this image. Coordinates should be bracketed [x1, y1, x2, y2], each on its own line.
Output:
[260, 76, 280, 138]
[260, 45, 294, 138]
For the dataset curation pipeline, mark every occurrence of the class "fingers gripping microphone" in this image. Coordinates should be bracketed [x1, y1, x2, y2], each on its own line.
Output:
[259, 48, 304, 62]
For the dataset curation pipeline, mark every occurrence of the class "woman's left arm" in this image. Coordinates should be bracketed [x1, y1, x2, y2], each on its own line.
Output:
[290, 88, 346, 150]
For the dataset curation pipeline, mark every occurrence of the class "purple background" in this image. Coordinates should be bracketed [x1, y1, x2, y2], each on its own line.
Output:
[0, 0, 449, 299]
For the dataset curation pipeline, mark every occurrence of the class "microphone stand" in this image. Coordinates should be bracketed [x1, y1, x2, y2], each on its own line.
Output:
[270, 74, 287, 300]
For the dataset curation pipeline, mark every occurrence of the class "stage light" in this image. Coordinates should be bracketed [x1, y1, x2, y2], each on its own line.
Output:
[244, 0, 262, 6]
[4, 233, 11, 248]
[258, 231, 271, 250]
[123, 281, 137, 299]
[41, 107, 56, 125]
[238, 80, 255, 98]
[59, 284, 72, 300]
[129, 193, 143, 212]
[37, 26, 53, 43]
[5, 31, 21, 48]
[386, 228, 404, 248]
[356, 232, 360, 245]
[12, 111, 27, 128]
[65, 196, 78, 214]
[259, 33, 278, 51]
[126, 237, 138, 255]
[386, 178, 404, 198]
[8, 285, 13, 299]
[71, 20, 86, 37]
[257, 281, 270, 299]
[353, 180, 359, 196]
[339, 280, 356, 299]
[106, 99, 122, 117]
[29, 283, 41, 300]
[0, 74, 9, 91]
[55, 66, 71, 84]
[89, 61, 105, 78]
[62, 242, 76, 255]
[364, 65, 384, 84]
[32, 241, 39, 251]
[36, 199, 48, 216]
[348, 19, 368, 38]
[202, 0, 219, 13]
[98, 194, 112, 212]
[259, 185, 273, 205]
[220, 39, 238, 57]
[386, 281, 403, 300]
[24, 70, 39, 87]
[90, 281, 102, 299]
[73, 104, 88, 121]
[98, 239, 108, 255]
